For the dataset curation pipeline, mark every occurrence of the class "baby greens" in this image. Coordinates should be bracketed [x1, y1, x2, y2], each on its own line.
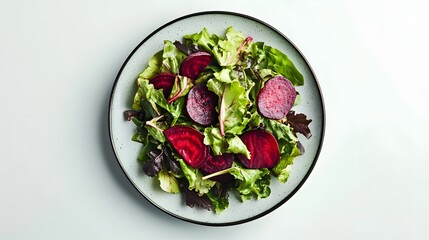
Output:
[125, 27, 312, 213]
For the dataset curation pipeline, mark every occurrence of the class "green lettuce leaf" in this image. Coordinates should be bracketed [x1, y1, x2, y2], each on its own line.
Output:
[225, 135, 250, 159]
[179, 159, 216, 196]
[250, 42, 304, 86]
[203, 127, 250, 158]
[144, 115, 167, 143]
[160, 40, 186, 74]
[139, 50, 163, 80]
[207, 77, 251, 136]
[264, 119, 301, 182]
[228, 162, 271, 201]
[203, 127, 226, 156]
[135, 78, 184, 125]
[273, 143, 300, 182]
[183, 27, 219, 52]
[157, 170, 180, 193]
[167, 75, 193, 103]
[221, 80, 251, 135]
[207, 183, 230, 214]
[212, 27, 246, 66]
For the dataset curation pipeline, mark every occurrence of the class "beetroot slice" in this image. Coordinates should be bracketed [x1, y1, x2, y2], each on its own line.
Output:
[201, 154, 234, 183]
[164, 125, 208, 168]
[180, 52, 212, 80]
[257, 76, 296, 120]
[201, 153, 234, 174]
[149, 73, 176, 98]
[238, 129, 280, 169]
[186, 84, 218, 126]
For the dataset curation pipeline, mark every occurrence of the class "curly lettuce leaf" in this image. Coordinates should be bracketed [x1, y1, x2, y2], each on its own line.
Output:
[204, 162, 271, 201]
[203, 127, 250, 158]
[273, 143, 301, 182]
[228, 162, 271, 201]
[207, 78, 251, 136]
[160, 40, 186, 74]
[207, 183, 230, 214]
[225, 135, 250, 159]
[212, 27, 247, 66]
[183, 27, 219, 52]
[203, 127, 226, 155]
[264, 118, 301, 182]
[179, 159, 216, 196]
[135, 78, 184, 125]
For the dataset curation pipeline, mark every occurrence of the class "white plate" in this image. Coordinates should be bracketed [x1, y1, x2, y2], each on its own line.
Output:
[109, 11, 325, 226]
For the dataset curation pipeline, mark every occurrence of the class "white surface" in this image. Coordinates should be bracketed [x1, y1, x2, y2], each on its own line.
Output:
[1, 0, 428, 239]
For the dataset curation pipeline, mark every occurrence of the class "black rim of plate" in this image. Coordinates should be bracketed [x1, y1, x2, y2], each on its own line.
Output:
[108, 10, 325, 227]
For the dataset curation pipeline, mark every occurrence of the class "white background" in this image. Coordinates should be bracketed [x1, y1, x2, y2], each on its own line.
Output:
[1, 0, 428, 239]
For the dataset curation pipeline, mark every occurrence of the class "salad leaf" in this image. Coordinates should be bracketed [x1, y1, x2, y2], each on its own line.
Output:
[160, 40, 186, 74]
[225, 135, 250, 159]
[203, 127, 250, 158]
[180, 181, 212, 210]
[214, 68, 233, 83]
[207, 183, 230, 214]
[144, 115, 167, 143]
[250, 42, 304, 86]
[179, 159, 216, 196]
[272, 143, 300, 182]
[135, 78, 185, 125]
[143, 149, 164, 177]
[212, 80, 250, 136]
[264, 46, 304, 86]
[287, 111, 312, 139]
[139, 50, 163, 80]
[228, 162, 271, 201]
[212, 27, 247, 66]
[264, 119, 301, 182]
[221, 80, 251, 135]
[157, 170, 180, 193]
[203, 127, 226, 156]
[183, 28, 219, 52]
[167, 75, 193, 103]
[264, 118, 298, 143]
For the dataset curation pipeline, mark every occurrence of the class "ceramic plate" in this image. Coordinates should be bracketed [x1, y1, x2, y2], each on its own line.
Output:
[109, 11, 325, 226]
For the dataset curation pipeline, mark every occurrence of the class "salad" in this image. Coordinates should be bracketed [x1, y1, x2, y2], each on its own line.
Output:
[124, 27, 312, 213]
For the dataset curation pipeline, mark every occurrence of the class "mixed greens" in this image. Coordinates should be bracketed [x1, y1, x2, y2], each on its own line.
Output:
[125, 27, 312, 213]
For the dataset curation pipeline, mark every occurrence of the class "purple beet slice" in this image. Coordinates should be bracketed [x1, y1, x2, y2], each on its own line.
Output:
[201, 154, 234, 183]
[238, 129, 280, 169]
[186, 84, 218, 126]
[164, 125, 208, 168]
[180, 52, 212, 80]
[257, 76, 297, 120]
[149, 73, 176, 98]
[201, 153, 234, 174]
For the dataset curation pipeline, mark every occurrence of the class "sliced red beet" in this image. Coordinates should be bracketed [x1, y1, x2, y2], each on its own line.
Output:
[180, 52, 212, 80]
[257, 76, 296, 120]
[149, 72, 176, 98]
[164, 125, 208, 168]
[201, 154, 234, 183]
[238, 129, 280, 169]
[186, 84, 218, 126]
[201, 153, 234, 174]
